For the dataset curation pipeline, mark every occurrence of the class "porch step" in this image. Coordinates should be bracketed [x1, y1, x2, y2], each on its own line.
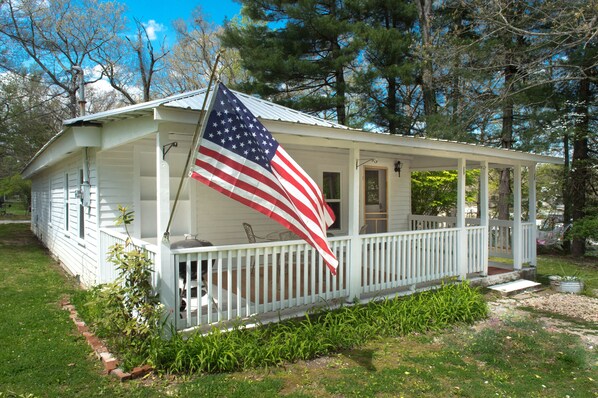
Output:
[488, 279, 542, 296]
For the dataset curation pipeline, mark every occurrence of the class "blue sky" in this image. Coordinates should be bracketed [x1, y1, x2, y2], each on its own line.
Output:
[124, 1, 242, 40]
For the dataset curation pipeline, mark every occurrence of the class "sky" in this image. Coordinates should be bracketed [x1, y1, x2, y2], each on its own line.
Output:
[124, 0, 242, 40]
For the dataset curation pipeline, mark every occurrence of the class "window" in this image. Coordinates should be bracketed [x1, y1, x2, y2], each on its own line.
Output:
[322, 172, 341, 229]
[79, 169, 85, 240]
[64, 173, 69, 231]
[365, 170, 380, 205]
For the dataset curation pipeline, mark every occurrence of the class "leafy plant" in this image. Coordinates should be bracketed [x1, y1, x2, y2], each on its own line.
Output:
[150, 281, 488, 374]
[83, 206, 163, 368]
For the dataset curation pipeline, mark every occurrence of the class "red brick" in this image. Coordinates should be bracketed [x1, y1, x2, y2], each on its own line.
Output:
[111, 368, 132, 381]
[100, 353, 118, 372]
[130, 364, 153, 378]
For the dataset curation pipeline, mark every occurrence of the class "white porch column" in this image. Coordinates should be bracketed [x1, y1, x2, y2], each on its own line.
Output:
[457, 158, 468, 280]
[513, 164, 523, 270]
[480, 160, 489, 276]
[156, 130, 176, 326]
[347, 145, 362, 301]
[528, 164, 537, 266]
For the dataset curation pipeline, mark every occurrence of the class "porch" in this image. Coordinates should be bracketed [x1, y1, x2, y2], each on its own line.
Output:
[99, 212, 534, 331]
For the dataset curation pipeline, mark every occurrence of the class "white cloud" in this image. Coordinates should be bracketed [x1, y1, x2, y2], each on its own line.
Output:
[143, 20, 166, 41]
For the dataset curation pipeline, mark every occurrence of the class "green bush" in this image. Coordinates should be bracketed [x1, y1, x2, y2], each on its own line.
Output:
[150, 281, 488, 374]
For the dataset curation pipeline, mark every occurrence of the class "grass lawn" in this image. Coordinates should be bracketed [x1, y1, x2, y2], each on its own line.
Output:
[0, 202, 30, 220]
[1, 223, 596, 397]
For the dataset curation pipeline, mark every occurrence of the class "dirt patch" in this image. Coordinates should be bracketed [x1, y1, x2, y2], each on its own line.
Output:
[482, 290, 598, 348]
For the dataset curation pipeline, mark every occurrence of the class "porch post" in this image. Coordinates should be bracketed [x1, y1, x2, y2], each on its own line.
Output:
[457, 158, 468, 280]
[480, 160, 489, 276]
[156, 130, 176, 327]
[513, 164, 523, 270]
[528, 164, 537, 266]
[347, 145, 362, 301]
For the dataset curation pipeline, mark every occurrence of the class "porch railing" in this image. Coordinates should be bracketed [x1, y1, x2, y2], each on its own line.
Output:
[466, 226, 486, 274]
[360, 229, 460, 294]
[98, 228, 159, 286]
[522, 222, 535, 263]
[172, 237, 350, 330]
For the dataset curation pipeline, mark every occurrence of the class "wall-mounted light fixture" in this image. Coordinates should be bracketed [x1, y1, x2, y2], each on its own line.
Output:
[394, 160, 402, 177]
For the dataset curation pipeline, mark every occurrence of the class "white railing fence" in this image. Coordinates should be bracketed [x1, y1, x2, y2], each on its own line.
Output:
[172, 238, 350, 330]
[98, 228, 159, 286]
[360, 229, 460, 294]
[521, 222, 535, 263]
[466, 226, 486, 274]
[409, 215, 515, 258]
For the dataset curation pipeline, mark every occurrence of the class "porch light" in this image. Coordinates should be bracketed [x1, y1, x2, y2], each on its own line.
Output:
[394, 160, 402, 177]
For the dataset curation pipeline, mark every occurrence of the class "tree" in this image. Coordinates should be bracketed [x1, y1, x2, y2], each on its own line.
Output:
[350, 0, 418, 134]
[92, 19, 169, 103]
[411, 170, 477, 216]
[162, 7, 248, 93]
[0, 0, 125, 117]
[0, 72, 62, 178]
[222, 0, 360, 125]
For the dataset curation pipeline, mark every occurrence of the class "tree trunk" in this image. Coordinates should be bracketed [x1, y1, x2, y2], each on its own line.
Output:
[561, 133, 571, 253]
[498, 63, 516, 220]
[416, 0, 436, 117]
[570, 77, 590, 257]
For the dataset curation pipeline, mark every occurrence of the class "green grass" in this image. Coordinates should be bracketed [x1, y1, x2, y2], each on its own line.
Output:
[536, 255, 598, 294]
[1, 224, 597, 397]
[0, 224, 166, 397]
[0, 202, 30, 220]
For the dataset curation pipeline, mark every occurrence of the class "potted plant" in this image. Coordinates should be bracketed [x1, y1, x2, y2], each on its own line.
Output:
[549, 274, 585, 294]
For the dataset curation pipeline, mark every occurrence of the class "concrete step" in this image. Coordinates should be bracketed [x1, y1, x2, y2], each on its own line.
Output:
[488, 279, 543, 296]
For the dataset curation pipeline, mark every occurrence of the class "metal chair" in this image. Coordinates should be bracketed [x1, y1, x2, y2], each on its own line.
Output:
[242, 222, 277, 243]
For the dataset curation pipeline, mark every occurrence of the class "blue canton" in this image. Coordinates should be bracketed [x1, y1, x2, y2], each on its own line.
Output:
[203, 86, 279, 171]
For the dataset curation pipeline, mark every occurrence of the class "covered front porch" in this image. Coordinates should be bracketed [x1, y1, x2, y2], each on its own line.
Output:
[97, 138, 541, 331]
[84, 89, 557, 332]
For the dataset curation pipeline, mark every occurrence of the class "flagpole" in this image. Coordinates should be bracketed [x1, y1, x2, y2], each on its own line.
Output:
[163, 52, 222, 240]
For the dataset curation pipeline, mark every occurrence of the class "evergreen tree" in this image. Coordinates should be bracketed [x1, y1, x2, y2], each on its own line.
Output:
[349, 0, 418, 134]
[222, 0, 360, 125]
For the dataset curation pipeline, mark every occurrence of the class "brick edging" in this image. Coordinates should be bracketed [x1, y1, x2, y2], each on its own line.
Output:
[60, 297, 153, 381]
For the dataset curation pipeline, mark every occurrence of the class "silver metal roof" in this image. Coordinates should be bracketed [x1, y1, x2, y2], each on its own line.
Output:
[64, 87, 350, 130]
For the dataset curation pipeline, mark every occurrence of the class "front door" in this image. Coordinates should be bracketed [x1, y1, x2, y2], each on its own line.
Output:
[364, 168, 388, 233]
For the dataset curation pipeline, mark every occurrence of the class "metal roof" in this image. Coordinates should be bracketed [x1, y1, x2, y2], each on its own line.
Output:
[64, 87, 350, 130]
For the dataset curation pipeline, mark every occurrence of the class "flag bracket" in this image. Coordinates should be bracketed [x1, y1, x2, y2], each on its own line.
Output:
[162, 142, 178, 159]
[355, 159, 377, 169]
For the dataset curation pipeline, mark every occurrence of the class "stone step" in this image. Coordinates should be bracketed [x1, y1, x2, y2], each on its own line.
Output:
[488, 279, 543, 296]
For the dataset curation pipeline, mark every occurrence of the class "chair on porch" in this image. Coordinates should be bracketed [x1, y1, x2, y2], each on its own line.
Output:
[360, 224, 368, 234]
[242, 223, 278, 243]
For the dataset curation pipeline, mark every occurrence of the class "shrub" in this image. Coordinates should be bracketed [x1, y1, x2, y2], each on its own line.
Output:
[150, 281, 488, 374]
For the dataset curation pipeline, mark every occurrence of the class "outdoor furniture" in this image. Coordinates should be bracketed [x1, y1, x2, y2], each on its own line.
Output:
[242, 222, 278, 243]
[170, 235, 214, 312]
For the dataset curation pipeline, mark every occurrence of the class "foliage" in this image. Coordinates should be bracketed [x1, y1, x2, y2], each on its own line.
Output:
[0, 174, 30, 209]
[150, 281, 487, 374]
[569, 211, 598, 242]
[411, 170, 478, 216]
[79, 207, 163, 368]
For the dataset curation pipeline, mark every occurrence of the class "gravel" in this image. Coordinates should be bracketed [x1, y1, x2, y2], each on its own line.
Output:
[517, 292, 598, 323]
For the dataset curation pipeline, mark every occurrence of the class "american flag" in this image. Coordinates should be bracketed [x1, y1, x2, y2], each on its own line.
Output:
[190, 83, 338, 274]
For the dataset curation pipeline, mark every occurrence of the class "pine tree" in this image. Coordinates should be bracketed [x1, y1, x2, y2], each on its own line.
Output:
[222, 0, 360, 125]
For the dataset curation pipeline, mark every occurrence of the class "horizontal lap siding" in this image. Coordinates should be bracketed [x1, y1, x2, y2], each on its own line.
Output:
[30, 151, 99, 286]
[97, 145, 135, 229]
[194, 147, 349, 245]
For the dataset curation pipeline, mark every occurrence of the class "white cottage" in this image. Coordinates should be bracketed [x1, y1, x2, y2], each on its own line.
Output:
[23, 87, 561, 330]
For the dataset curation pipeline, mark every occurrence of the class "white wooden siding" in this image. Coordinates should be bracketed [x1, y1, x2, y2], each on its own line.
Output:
[29, 150, 99, 286]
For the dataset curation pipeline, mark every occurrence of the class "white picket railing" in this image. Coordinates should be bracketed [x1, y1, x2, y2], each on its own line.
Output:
[409, 215, 515, 258]
[466, 226, 486, 274]
[98, 228, 159, 286]
[172, 237, 350, 330]
[360, 229, 460, 294]
[522, 222, 535, 263]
